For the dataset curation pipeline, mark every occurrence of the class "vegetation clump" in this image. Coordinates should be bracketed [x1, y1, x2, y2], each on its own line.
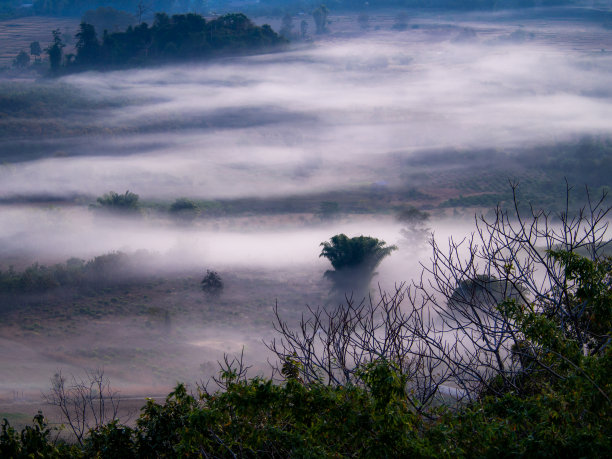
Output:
[320, 233, 397, 295]
[169, 197, 200, 222]
[201, 270, 224, 298]
[92, 190, 140, 214]
[43, 12, 285, 74]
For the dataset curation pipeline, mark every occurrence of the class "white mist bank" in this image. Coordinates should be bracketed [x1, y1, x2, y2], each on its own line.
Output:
[1, 206, 461, 270]
[2, 21, 612, 201]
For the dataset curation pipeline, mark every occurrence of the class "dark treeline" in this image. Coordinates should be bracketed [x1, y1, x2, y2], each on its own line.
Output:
[0, 0, 591, 20]
[48, 12, 285, 73]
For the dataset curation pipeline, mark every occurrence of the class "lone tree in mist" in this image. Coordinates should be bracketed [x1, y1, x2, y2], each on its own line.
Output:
[396, 205, 430, 254]
[201, 270, 223, 298]
[320, 234, 397, 296]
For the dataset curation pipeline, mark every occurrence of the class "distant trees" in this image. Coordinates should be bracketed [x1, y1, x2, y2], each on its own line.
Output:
[279, 13, 294, 38]
[320, 234, 397, 295]
[93, 190, 140, 214]
[300, 19, 309, 39]
[169, 198, 200, 221]
[45, 12, 285, 74]
[29, 41, 42, 61]
[12, 50, 30, 68]
[45, 29, 65, 73]
[396, 205, 430, 254]
[312, 4, 329, 34]
[75, 22, 100, 67]
[316, 201, 340, 221]
[82, 6, 135, 34]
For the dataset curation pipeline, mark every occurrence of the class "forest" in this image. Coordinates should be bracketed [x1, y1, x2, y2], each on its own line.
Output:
[43, 12, 285, 73]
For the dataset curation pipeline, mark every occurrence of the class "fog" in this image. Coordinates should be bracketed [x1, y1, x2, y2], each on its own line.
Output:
[1, 10, 611, 412]
[3, 15, 612, 199]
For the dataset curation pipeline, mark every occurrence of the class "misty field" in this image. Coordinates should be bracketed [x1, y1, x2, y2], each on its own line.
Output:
[1, 7, 612, 431]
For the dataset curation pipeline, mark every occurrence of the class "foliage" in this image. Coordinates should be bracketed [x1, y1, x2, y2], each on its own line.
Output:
[46, 29, 65, 73]
[320, 233, 397, 272]
[4, 252, 611, 456]
[12, 50, 30, 68]
[29, 41, 42, 58]
[320, 233, 397, 295]
[0, 251, 154, 294]
[312, 4, 329, 34]
[75, 22, 101, 67]
[0, 412, 77, 458]
[169, 197, 200, 221]
[45, 12, 285, 74]
[201, 269, 224, 297]
[93, 190, 140, 214]
[82, 7, 135, 34]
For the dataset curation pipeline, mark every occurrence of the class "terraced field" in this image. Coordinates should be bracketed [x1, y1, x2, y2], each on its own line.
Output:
[0, 16, 79, 68]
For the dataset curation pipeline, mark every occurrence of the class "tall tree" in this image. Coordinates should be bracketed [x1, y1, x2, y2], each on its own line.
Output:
[312, 4, 329, 34]
[75, 22, 100, 66]
[320, 234, 397, 295]
[46, 29, 65, 73]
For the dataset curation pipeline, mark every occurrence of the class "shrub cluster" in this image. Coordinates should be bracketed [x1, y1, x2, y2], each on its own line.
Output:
[0, 251, 148, 294]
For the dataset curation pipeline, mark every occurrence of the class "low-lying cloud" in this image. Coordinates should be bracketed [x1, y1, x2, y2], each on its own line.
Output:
[2, 15, 612, 201]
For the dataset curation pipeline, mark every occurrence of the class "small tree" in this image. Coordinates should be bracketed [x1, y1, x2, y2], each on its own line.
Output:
[300, 19, 309, 39]
[201, 270, 223, 298]
[29, 41, 42, 60]
[397, 206, 430, 254]
[320, 234, 397, 295]
[12, 50, 30, 68]
[75, 22, 100, 67]
[169, 198, 200, 222]
[312, 4, 329, 34]
[43, 369, 121, 446]
[94, 190, 140, 214]
[46, 29, 65, 73]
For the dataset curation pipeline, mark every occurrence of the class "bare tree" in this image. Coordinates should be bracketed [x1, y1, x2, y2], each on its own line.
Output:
[43, 369, 121, 445]
[136, 1, 151, 24]
[267, 285, 454, 413]
[212, 347, 251, 391]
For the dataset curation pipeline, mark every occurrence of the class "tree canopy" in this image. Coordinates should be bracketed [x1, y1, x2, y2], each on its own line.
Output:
[46, 12, 285, 74]
[320, 233, 397, 273]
